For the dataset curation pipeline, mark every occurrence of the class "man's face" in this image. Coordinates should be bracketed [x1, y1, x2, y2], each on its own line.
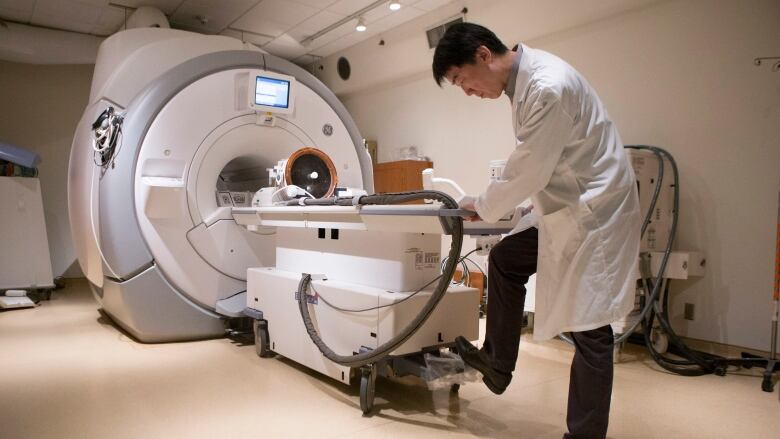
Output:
[444, 46, 504, 99]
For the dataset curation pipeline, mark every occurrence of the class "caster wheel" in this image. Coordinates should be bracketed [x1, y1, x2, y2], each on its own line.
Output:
[253, 320, 272, 358]
[650, 327, 669, 354]
[714, 366, 727, 377]
[761, 376, 774, 393]
[359, 364, 377, 415]
[450, 383, 460, 393]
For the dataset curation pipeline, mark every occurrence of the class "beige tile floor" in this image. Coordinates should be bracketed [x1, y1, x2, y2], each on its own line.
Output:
[1, 279, 778, 439]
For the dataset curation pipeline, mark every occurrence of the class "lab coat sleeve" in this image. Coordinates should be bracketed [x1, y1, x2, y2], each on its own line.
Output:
[474, 91, 574, 223]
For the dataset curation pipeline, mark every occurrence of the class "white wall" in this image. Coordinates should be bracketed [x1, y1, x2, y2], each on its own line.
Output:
[314, 0, 780, 352]
[0, 61, 93, 278]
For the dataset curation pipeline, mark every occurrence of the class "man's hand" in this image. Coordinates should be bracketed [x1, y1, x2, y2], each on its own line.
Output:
[458, 195, 482, 222]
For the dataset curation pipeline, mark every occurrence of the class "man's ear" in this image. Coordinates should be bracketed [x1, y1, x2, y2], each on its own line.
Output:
[476, 45, 491, 63]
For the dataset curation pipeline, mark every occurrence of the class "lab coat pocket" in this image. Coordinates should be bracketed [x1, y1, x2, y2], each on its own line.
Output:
[540, 205, 585, 266]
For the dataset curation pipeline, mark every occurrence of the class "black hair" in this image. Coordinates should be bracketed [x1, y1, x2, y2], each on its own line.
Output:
[432, 22, 509, 87]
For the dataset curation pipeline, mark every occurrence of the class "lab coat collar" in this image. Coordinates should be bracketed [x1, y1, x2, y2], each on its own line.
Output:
[504, 44, 523, 100]
[507, 44, 533, 104]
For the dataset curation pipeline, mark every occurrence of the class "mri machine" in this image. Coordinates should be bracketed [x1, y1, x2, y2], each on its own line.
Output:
[69, 26, 373, 342]
[69, 26, 504, 412]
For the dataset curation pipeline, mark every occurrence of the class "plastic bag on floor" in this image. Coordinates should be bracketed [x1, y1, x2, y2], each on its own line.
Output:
[422, 350, 481, 390]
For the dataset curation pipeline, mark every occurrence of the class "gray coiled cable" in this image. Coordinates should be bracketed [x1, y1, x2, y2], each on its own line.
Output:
[295, 190, 463, 367]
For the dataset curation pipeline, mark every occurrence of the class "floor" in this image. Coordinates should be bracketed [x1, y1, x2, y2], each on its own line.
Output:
[1, 279, 778, 439]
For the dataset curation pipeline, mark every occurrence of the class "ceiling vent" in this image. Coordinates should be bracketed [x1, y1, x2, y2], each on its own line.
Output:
[425, 16, 464, 49]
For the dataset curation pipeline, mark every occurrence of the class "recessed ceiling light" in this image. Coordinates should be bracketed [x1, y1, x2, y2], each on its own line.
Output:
[389, 2, 401, 11]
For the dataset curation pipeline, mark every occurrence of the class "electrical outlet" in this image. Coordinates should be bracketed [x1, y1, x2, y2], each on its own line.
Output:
[684, 303, 695, 320]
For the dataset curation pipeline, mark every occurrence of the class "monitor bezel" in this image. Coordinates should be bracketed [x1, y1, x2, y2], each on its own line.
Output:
[248, 70, 296, 115]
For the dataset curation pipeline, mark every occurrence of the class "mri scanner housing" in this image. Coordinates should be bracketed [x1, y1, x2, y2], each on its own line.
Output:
[68, 28, 373, 342]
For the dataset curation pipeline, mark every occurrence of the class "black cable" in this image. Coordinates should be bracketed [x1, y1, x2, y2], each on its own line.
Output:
[643, 308, 711, 376]
[463, 256, 487, 278]
[296, 190, 464, 368]
[625, 146, 718, 372]
[623, 146, 771, 376]
[613, 146, 672, 344]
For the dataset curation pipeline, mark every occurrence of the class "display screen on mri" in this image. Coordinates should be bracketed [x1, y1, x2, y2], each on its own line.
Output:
[255, 76, 290, 108]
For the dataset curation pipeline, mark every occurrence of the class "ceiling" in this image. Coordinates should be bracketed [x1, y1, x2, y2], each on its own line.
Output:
[0, 0, 457, 65]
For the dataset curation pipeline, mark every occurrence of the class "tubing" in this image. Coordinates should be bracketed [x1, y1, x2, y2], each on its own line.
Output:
[614, 146, 673, 344]
[295, 190, 463, 367]
[621, 146, 769, 376]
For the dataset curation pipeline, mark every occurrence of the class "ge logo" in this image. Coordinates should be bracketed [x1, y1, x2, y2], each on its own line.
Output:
[322, 124, 333, 136]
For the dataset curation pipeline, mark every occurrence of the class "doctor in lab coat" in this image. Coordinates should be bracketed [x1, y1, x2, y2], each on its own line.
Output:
[432, 23, 640, 439]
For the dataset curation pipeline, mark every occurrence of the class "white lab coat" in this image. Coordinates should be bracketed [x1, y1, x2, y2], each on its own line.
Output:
[469, 45, 641, 340]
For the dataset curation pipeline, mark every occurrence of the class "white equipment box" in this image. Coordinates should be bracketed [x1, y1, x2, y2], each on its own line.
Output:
[241, 204, 480, 384]
[248, 268, 479, 384]
[0, 177, 54, 290]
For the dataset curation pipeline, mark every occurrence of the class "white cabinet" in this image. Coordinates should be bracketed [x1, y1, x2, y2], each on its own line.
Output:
[0, 177, 54, 289]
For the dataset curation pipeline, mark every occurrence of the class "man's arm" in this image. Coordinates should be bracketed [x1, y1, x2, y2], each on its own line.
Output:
[473, 90, 574, 223]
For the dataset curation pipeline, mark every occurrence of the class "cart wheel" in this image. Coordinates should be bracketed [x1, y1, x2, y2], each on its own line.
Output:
[761, 375, 774, 393]
[359, 364, 377, 415]
[253, 320, 272, 358]
[650, 327, 669, 354]
[450, 383, 460, 393]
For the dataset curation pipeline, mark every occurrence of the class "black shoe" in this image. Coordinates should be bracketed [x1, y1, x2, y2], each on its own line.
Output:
[455, 336, 511, 395]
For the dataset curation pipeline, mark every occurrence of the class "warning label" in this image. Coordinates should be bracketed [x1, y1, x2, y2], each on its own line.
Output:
[406, 248, 440, 270]
[424, 252, 440, 269]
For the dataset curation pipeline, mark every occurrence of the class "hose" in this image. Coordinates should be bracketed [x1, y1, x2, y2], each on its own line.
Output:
[613, 146, 675, 344]
[619, 146, 767, 376]
[294, 190, 463, 368]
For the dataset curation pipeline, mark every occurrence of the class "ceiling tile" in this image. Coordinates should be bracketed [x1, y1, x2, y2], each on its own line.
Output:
[219, 27, 243, 39]
[33, 0, 103, 24]
[304, 19, 355, 50]
[91, 5, 126, 35]
[262, 33, 308, 58]
[218, 28, 274, 49]
[293, 9, 344, 31]
[231, 18, 287, 37]
[79, 0, 114, 6]
[363, 3, 393, 24]
[170, 0, 258, 34]
[0, 0, 35, 22]
[0, 7, 31, 22]
[412, 0, 452, 12]
[219, 26, 274, 45]
[289, 0, 339, 9]
[327, 0, 375, 15]
[233, 0, 318, 31]
[368, 3, 424, 34]
[286, 26, 315, 43]
[109, 0, 185, 15]
[31, 0, 121, 34]
[310, 28, 373, 57]
[243, 31, 274, 45]
[32, 14, 97, 34]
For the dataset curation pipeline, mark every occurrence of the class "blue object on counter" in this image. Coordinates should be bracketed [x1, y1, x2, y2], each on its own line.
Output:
[0, 142, 41, 168]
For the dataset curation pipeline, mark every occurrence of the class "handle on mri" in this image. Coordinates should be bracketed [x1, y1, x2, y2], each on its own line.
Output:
[421, 168, 466, 200]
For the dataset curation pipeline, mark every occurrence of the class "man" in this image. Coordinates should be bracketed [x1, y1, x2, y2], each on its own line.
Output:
[432, 23, 640, 439]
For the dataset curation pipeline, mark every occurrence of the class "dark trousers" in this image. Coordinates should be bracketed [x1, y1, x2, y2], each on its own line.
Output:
[485, 228, 614, 439]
